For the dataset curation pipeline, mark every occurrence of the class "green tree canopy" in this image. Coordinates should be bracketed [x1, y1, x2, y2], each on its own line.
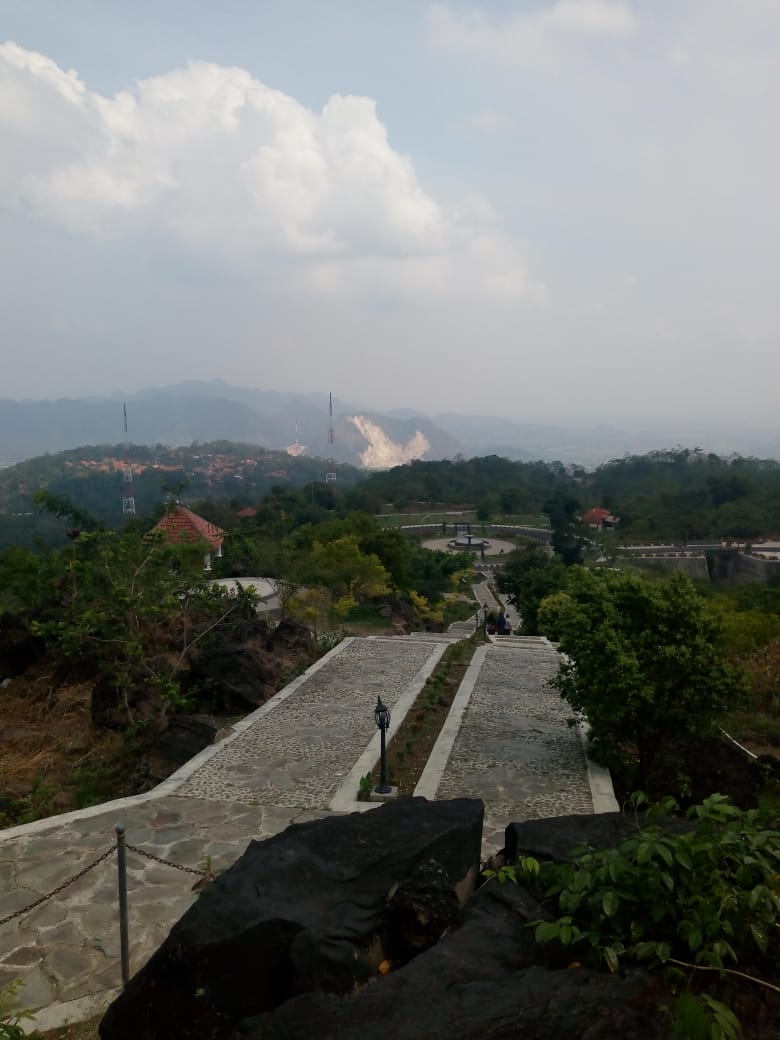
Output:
[495, 546, 569, 635]
[538, 569, 745, 794]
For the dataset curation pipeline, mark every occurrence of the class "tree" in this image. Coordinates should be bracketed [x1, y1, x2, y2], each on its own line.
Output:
[495, 546, 569, 635]
[307, 535, 389, 601]
[543, 491, 586, 565]
[29, 527, 235, 722]
[538, 570, 745, 793]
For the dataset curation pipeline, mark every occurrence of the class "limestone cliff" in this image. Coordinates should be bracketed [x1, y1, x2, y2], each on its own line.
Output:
[350, 415, 431, 469]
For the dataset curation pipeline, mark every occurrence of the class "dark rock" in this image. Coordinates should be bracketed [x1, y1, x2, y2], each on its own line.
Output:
[0, 614, 44, 677]
[150, 715, 219, 771]
[91, 658, 180, 731]
[505, 812, 692, 865]
[268, 618, 311, 653]
[384, 858, 460, 963]
[237, 882, 666, 1040]
[183, 617, 308, 714]
[680, 735, 762, 809]
[185, 637, 278, 714]
[99, 798, 483, 1040]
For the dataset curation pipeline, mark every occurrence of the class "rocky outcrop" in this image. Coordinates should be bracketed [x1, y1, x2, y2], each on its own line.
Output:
[100, 806, 679, 1040]
[505, 812, 694, 864]
[0, 613, 44, 677]
[184, 617, 311, 715]
[99, 798, 484, 1040]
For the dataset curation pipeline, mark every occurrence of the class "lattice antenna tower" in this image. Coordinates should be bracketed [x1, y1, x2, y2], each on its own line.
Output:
[325, 392, 337, 483]
[122, 403, 136, 516]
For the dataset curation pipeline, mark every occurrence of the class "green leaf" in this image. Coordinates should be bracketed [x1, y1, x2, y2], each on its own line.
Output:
[655, 841, 674, 867]
[534, 922, 560, 944]
[673, 992, 714, 1040]
[749, 923, 768, 954]
[687, 926, 702, 952]
[603, 946, 619, 973]
[602, 890, 620, 917]
[674, 847, 693, 871]
[573, 869, 592, 893]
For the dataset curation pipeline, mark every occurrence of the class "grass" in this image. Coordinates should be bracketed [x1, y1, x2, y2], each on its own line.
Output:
[441, 598, 478, 626]
[360, 633, 483, 797]
[340, 603, 395, 634]
[376, 511, 549, 529]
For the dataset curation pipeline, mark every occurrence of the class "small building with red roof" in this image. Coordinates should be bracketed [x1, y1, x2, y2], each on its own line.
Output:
[152, 505, 225, 570]
[581, 507, 620, 530]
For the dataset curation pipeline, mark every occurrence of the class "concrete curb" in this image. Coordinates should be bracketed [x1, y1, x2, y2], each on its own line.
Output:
[0, 638, 355, 844]
[577, 721, 620, 813]
[413, 644, 490, 800]
[329, 641, 450, 813]
[22, 988, 121, 1035]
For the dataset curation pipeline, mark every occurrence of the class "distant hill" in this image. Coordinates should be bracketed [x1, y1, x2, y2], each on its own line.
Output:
[0, 441, 365, 547]
[0, 383, 463, 469]
[4, 381, 780, 470]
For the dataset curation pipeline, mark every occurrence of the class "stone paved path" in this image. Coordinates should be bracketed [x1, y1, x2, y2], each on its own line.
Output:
[0, 635, 448, 1025]
[0, 630, 613, 1029]
[417, 638, 597, 853]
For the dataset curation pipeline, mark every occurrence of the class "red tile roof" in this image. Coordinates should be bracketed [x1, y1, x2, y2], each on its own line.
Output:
[152, 505, 225, 551]
[581, 507, 619, 525]
[236, 506, 257, 518]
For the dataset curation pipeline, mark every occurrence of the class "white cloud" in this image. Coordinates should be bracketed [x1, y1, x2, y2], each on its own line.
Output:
[428, 0, 636, 59]
[0, 41, 540, 303]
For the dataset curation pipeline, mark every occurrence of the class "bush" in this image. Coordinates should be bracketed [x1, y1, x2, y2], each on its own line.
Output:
[489, 795, 780, 1039]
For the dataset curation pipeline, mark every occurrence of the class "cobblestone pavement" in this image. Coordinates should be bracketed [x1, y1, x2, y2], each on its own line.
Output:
[434, 639, 594, 852]
[0, 795, 319, 1015]
[0, 633, 604, 1023]
[0, 636, 447, 1018]
[175, 637, 439, 809]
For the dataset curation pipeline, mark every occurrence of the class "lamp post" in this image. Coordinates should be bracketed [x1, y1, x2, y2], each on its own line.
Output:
[374, 696, 391, 794]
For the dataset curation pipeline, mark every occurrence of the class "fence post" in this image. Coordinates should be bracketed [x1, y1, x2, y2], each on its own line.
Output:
[115, 824, 130, 987]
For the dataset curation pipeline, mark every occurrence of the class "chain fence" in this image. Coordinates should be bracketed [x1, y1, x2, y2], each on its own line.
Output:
[0, 825, 217, 986]
[0, 846, 117, 927]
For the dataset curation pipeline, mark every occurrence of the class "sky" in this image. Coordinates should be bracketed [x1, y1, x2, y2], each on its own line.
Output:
[2, 1, 780, 433]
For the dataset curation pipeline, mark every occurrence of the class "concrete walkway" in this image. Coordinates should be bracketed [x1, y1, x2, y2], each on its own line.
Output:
[0, 636, 448, 1028]
[0, 630, 614, 1030]
[416, 637, 616, 852]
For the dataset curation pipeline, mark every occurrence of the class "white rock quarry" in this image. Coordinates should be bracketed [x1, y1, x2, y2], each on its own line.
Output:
[350, 415, 430, 469]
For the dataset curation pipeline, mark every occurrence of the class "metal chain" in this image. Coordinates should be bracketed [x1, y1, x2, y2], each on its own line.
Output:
[0, 840, 215, 929]
[0, 845, 116, 926]
[126, 843, 215, 881]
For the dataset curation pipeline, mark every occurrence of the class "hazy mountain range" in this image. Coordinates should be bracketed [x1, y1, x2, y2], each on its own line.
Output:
[2, 381, 780, 470]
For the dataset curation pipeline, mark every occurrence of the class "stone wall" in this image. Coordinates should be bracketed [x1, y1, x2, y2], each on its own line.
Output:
[629, 555, 710, 581]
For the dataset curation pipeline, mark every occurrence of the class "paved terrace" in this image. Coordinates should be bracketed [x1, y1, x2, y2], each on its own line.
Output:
[0, 630, 615, 1031]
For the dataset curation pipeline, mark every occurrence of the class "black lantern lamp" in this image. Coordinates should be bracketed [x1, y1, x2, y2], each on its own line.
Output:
[374, 696, 391, 794]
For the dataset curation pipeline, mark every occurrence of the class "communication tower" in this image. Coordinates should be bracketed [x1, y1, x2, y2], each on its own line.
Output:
[122, 403, 136, 516]
[325, 393, 337, 483]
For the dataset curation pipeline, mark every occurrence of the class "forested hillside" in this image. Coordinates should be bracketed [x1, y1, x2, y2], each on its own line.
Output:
[4, 445, 780, 553]
[349, 450, 780, 543]
[0, 442, 364, 548]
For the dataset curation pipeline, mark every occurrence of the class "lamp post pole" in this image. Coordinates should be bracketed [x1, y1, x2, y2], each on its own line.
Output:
[374, 696, 391, 794]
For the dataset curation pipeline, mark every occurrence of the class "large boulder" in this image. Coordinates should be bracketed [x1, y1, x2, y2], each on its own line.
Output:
[237, 880, 665, 1040]
[99, 798, 484, 1040]
[505, 812, 693, 864]
[0, 613, 45, 677]
[183, 618, 311, 715]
